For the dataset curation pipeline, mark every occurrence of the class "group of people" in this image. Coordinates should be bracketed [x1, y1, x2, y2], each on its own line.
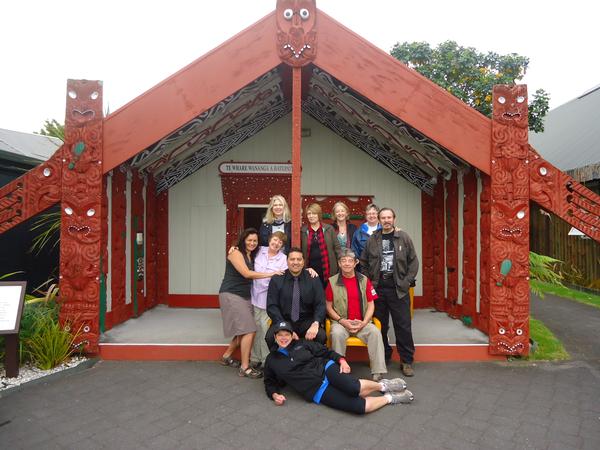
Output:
[218, 195, 419, 414]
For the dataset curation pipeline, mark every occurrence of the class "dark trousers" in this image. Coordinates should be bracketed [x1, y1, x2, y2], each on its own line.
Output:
[265, 319, 327, 350]
[374, 287, 415, 364]
[319, 363, 366, 414]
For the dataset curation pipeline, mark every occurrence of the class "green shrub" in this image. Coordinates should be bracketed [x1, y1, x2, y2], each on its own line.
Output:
[25, 314, 82, 370]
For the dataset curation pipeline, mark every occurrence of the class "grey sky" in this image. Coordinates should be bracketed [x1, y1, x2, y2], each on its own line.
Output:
[2, 0, 598, 133]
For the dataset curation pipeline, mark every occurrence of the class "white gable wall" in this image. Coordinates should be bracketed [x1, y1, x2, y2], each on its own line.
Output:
[169, 113, 423, 296]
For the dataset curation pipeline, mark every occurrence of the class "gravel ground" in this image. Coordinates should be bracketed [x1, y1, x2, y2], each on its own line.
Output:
[0, 357, 88, 392]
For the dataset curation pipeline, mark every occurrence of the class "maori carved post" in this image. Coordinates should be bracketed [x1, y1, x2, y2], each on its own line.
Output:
[478, 173, 491, 333]
[432, 182, 445, 311]
[276, 0, 317, 67]
[145, 176, 158, 309]
[110, 167, 127, 326]
[420, 191, 434, 308]
[156, 191, 169, 305]
[59, 79, 104, 353]
[489, 84, 530, 356]
[131, 170, 145, 316]
[445, 172, 459, 317]
[529, 148, 600, 243]
[462, 170, 478, 321]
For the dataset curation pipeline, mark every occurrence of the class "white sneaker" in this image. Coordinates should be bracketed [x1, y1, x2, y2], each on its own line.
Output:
[387, 390, 414, 404]
[380, 377, 407, 392]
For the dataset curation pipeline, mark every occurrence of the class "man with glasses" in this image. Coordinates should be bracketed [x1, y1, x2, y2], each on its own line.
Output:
[325, 248, 388, 381]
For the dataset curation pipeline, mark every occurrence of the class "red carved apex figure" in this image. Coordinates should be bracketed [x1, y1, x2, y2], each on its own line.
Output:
[65, 80, 103, 127]
[59, 79, 104, 353]
[488, 84, 530, 356]
[276, 0, 317, 67]
[492, 84, 528, 129]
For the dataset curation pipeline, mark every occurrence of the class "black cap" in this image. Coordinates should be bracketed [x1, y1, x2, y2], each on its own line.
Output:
[273, 321, 293, 334]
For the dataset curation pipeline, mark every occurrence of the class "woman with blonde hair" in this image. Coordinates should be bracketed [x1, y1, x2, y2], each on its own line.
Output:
[301, 203, 342, 288]
[259, 195, 292, 253]
[331, 201, 357, 249]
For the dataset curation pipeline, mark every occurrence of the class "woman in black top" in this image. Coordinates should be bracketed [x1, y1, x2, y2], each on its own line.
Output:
[264, 321, 413, 414]
[219, 228, 283, 378]
[259, 195, 292, 254]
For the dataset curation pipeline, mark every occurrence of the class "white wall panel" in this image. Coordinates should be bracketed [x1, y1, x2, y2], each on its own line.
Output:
[169, 113, 423, 295]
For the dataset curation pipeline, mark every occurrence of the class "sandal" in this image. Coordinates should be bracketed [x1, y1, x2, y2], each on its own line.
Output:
[220, 356, 241, 368]
[238, 366, 263, 379]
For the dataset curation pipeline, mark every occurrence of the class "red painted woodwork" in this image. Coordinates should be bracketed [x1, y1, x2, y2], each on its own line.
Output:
[145, 177, 158, 309]
[488, 85, 530, 356]
[220, 172, 292, 248]
[461, 170, 478, 320]
[419, 192, 434, 309]
[529, 149, 600, 243]
[58, 79, 104, 354]
[168, 294, 220, 308]
[477, 173, 491, 333]
[0, 149, 64, 234]
[156, 191, 169, 305]
[100, 175, 109, 331]
[131, 170, 145, 316]
[276, 0, 317, 67]
[314, 11, 491, 174]
[110, 168, 128, 326]
[99, 342, 503, 362]
[432, 182, 446, 311]
[103, 12, 280, 173]
[445, 172, 459, 317]
[291, 66, 302, 246]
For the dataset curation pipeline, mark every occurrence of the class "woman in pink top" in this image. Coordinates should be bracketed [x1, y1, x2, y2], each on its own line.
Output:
[250, 231, 289, 367]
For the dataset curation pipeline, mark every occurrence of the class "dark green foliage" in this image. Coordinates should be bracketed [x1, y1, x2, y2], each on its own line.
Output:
[36, 119, 65, 141]
[390, 40, 550, 132]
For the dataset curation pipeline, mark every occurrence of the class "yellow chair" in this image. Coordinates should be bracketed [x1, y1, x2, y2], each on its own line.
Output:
[326, 287, 414, 347]
[325, 317, 382, 348]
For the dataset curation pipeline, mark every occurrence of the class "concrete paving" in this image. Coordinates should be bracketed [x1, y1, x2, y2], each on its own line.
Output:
[3, 295, 600, 449]
[1, 358, 599, 449]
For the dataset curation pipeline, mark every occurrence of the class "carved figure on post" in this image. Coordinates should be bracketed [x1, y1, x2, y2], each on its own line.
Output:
[489, 84, 530, 356]
[59, 79, 104, 353]
[276, 0, 317, 67]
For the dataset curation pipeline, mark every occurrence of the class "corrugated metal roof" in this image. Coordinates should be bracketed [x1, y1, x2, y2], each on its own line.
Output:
[530, 85, 600, 180]
[0, 128, 62, 165]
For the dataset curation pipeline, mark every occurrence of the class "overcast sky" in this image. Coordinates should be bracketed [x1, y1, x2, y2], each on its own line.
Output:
[2, 0, 599, 134]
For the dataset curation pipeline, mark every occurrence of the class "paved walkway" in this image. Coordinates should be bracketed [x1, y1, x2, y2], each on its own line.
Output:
[1, 358, 599, 449]
[530, 293, 600, 370]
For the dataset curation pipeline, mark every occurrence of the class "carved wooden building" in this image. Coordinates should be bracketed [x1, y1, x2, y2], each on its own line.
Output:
[1, 0, 598, 358]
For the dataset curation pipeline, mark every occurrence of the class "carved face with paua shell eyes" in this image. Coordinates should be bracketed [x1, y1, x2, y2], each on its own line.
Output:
[276, 0, 317, 67]
[493, 84, 528, 128]
[65, 79, 103, 127]
[491, 202, 528, 244]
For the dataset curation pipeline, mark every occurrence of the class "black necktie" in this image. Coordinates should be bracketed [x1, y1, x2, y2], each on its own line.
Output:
[291, 276, 300, 322]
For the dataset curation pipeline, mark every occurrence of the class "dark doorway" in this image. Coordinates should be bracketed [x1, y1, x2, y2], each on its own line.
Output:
[243, 207, 268, 232]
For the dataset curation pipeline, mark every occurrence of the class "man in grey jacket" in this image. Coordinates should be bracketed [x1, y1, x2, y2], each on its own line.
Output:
[359, 207, 419, 377]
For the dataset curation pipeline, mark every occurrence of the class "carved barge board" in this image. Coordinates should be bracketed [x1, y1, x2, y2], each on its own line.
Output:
[529, 148, 600, 243]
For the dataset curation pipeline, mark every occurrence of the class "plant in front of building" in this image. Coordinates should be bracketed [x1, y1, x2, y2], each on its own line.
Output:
[25, 313, 83, 370]
[528, 251, 563, 298]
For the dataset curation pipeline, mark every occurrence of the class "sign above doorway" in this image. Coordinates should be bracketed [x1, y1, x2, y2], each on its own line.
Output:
[218, 162, 292, 174]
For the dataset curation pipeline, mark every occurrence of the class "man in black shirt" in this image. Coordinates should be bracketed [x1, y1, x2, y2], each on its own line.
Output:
[266, 247, 327, 348]
[360, 208, 419, 377]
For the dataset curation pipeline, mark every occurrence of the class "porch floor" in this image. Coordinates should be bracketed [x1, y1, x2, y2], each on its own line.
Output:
[101, 305, 488, 345]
